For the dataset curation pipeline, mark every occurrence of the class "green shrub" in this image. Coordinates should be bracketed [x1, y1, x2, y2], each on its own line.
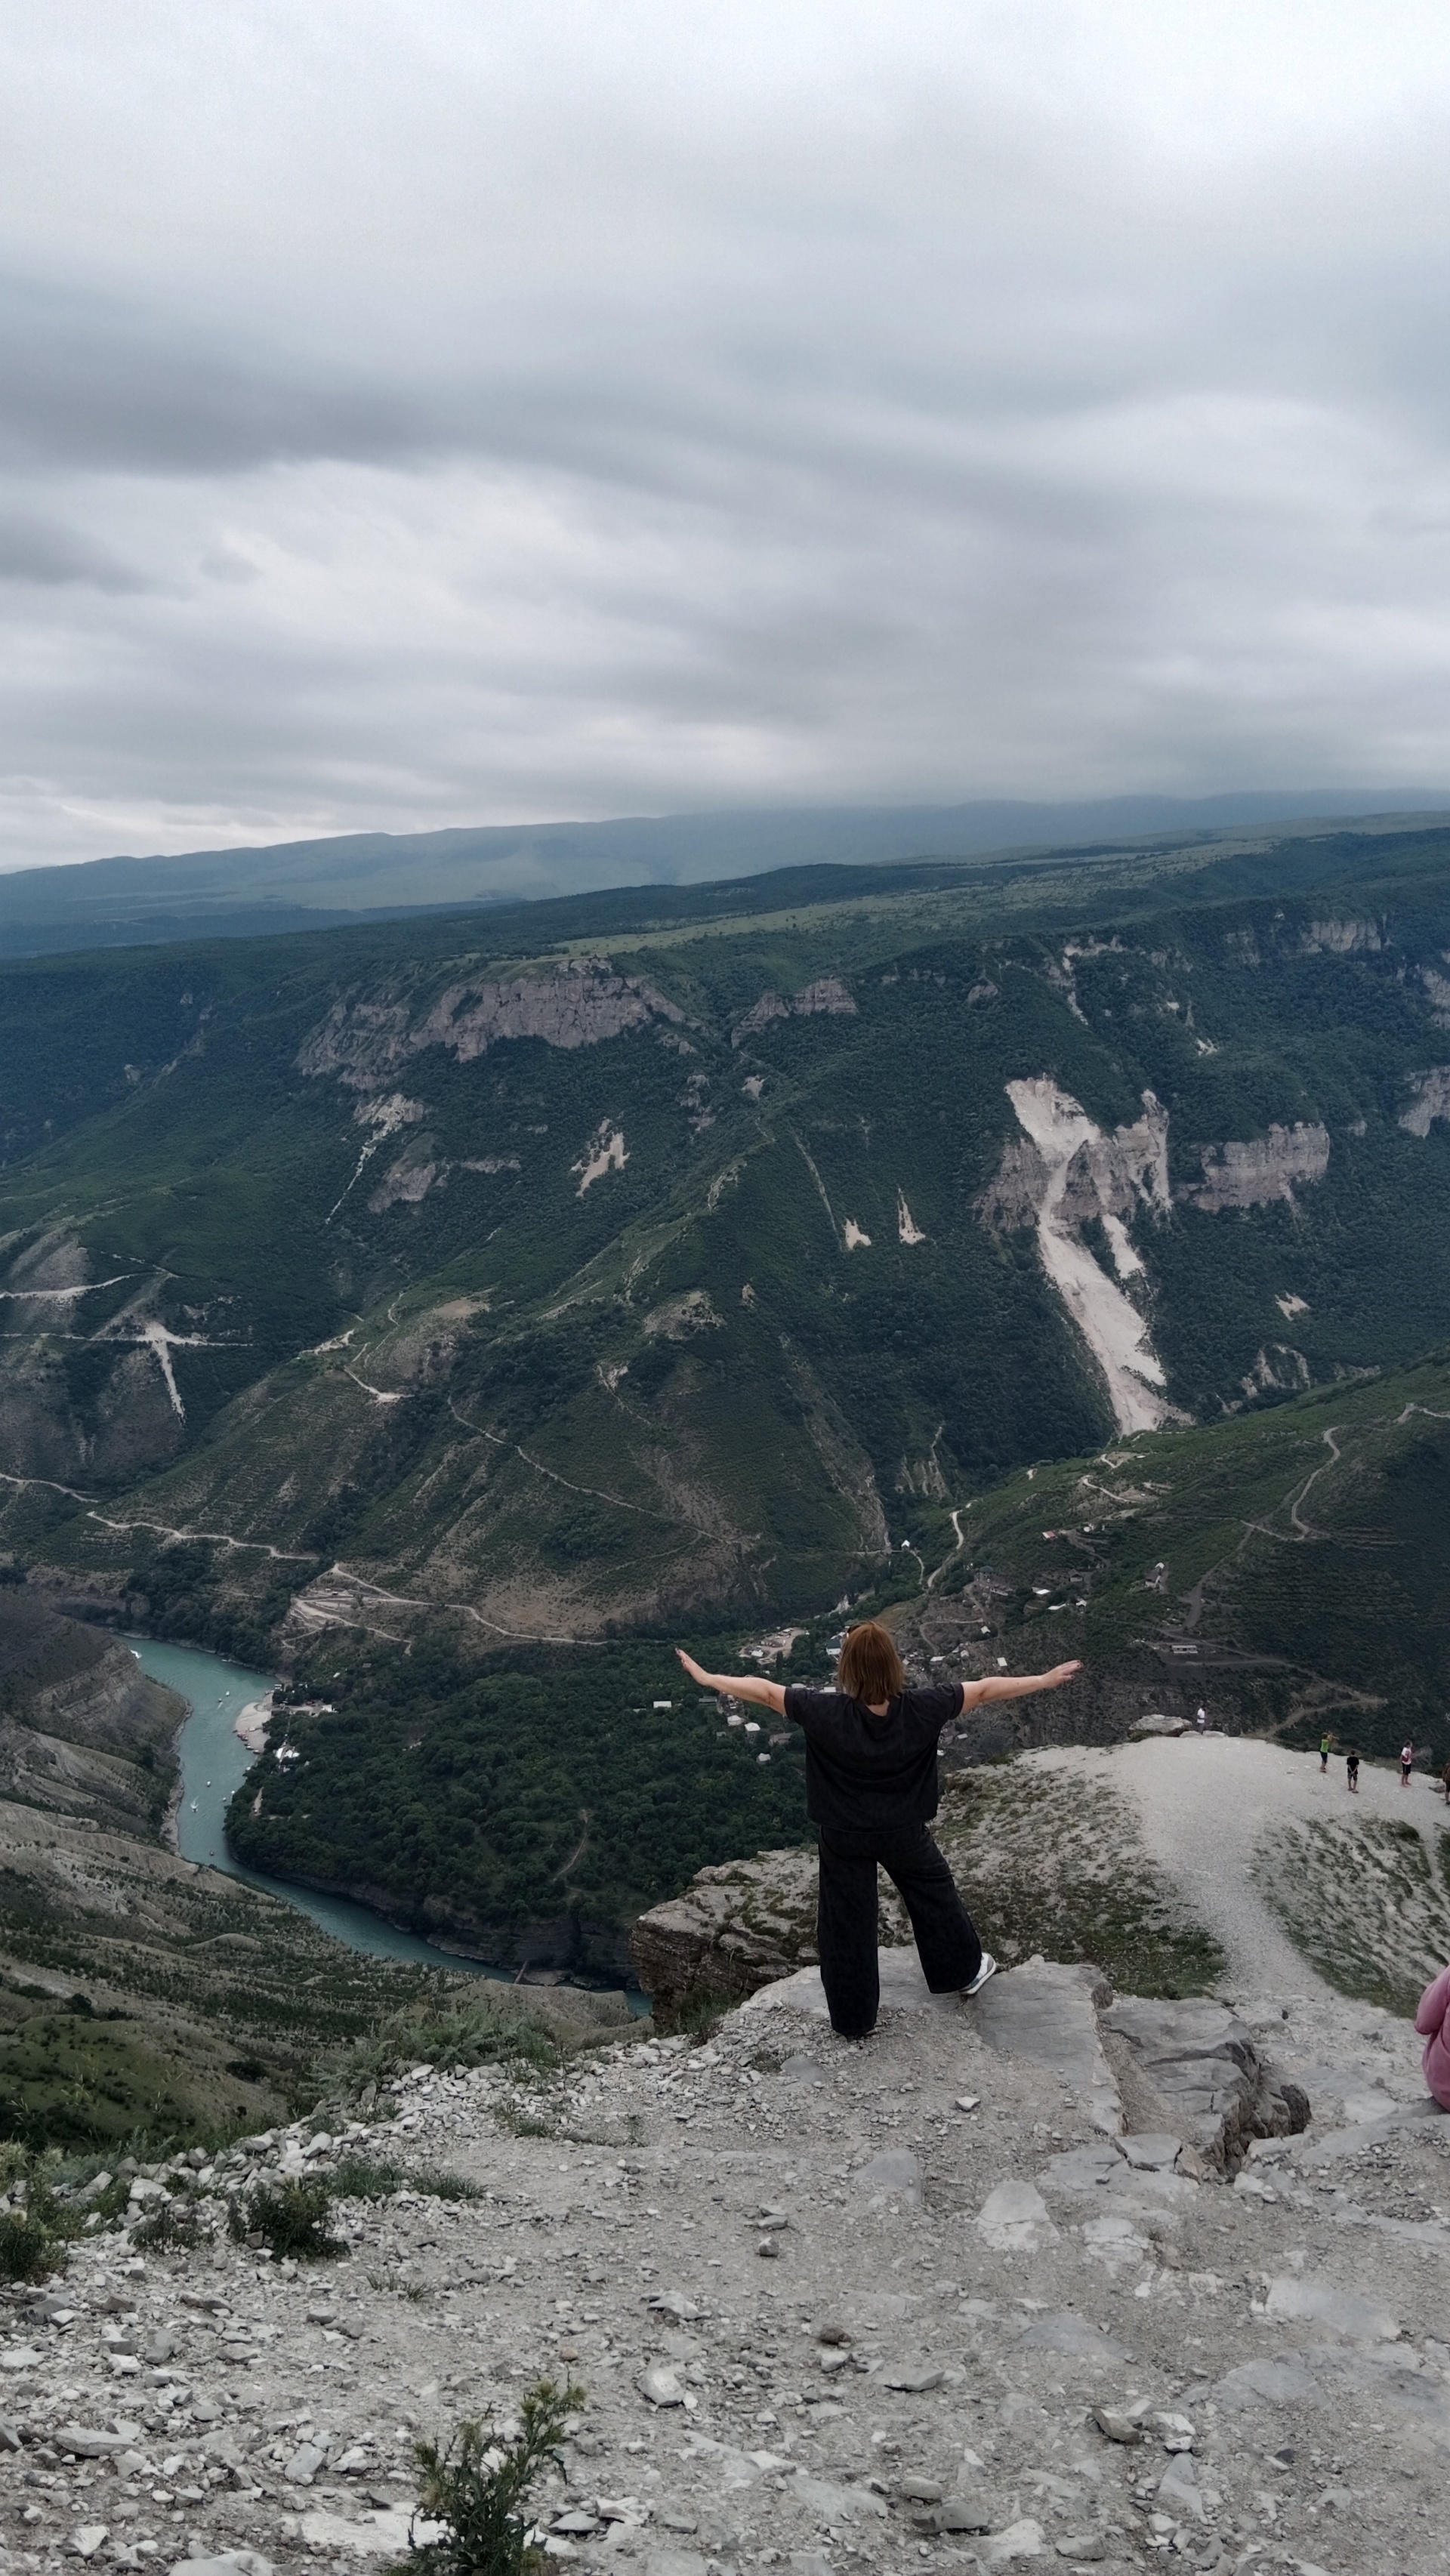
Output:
[0, 2160, 81, 2279]
[391, 2377, 584, 2576]
[330, 2154, 480, 2204]
[229, 2175, 346, 2263]
[132, 2195, 205, 2252]
[330, 2153, 406, 2201]
[321, 1995, 563, 2106]
[654, 1982, 732, 2041]
[0, 2209, 55, 2282]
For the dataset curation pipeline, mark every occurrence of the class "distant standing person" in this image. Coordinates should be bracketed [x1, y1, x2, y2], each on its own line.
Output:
[1442, 1757, 1450, 1806]
[675, 1623, 1082, 2041]
[1195, 1705, 1207, 1733]
[1415, 1962, 1450, 2112]
[1319, 1732, 1331, 1775]
[1346, 1749, 1360, 1793]
[1401, 1741, 1415, 1788]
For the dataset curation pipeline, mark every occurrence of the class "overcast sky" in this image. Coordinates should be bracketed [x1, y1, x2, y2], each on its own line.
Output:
[5, 2, 1450, 872]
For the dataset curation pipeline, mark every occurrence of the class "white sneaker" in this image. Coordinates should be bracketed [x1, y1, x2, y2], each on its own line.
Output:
[961, 1951, 997, 1998]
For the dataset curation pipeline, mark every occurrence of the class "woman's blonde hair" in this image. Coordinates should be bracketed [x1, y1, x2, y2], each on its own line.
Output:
[837, 1619, 905, 1704]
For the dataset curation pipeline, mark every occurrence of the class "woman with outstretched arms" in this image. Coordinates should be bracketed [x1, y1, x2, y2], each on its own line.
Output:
[676, 1622, 1081, 2040]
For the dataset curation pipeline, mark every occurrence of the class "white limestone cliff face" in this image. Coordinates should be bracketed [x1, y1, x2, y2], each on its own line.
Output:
[983, 1079, 1174, 1436]
[979, 1078, 1344, 1428]
[1177, 1122, 1330, 1212]
[1399, 1067, 1450, 1137]
[1296, 916, 1384, 955]
[732, 976, 858, 1045]
[298, 959, 683, 1091]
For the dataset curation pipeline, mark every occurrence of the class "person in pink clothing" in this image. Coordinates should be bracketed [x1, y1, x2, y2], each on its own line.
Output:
[1415, 1964, 1450, 2112]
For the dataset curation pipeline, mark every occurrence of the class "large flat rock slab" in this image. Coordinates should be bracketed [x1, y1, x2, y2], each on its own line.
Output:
[740, 1945, 958, 2022]
[739, 1948, 1125, 2148]
[972, 1958, 1120, 2133]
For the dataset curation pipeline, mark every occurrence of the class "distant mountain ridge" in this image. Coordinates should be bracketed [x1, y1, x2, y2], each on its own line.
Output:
[1, 787, 1448, 954]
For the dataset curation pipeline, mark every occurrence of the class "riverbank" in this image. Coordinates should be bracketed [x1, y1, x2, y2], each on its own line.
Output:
[132, 1636, 647, 2008]
[234, 1693, 272, 1754]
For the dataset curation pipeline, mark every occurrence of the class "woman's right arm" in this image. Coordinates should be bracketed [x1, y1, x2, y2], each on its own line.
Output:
[961, 1660, 1082, 1710]
[675, 1647, 788, 1715]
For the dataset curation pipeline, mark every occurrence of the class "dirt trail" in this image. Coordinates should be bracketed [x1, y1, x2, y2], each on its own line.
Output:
[1288, 1425, 1341, 1536]
[1030, 1734, 1450, 2002]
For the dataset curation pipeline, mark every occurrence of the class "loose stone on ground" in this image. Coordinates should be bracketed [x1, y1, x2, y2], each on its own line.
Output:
[2, 1936, 1448, 2574]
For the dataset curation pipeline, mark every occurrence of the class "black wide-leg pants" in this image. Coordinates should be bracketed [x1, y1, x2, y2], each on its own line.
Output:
[816, 1822, 983, 2038]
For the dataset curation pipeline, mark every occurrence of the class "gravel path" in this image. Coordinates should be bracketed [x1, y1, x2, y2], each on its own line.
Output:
[1029, 1735, 1450, 2006]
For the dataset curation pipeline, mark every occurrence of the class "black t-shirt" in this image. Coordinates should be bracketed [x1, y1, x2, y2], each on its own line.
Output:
[782, 1682, 965, 1832]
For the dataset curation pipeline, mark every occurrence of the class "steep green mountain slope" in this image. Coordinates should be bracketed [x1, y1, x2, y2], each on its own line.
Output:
[893, 1349, 1450, 1774]
[1, 825, 1450, 1656]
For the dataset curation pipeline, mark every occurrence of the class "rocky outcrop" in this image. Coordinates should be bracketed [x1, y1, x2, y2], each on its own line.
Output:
[1177, 1121, 1330, 1211]
[1099, 1994, 1310, 2173]
[630, 1846, 910, 2022]
[1297, 917, 1382, 955]
[731, 976, 857, 1045]
[367, 1135, 446, 1211]
[1399, 1066, 1450, 1137]
[633, 1860, 1310, 2173]
[0, 1594, 173, 1766]
[981, 1084, 1335, 1239]
[980, 1082, 1170, 1237]
[975, 1132, 1050, 1230]
[299, 958, 683, 1091]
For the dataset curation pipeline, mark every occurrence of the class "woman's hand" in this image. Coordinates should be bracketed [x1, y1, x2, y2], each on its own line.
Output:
[1047, 1661, 1083, 1687]
[676, 1647, 716, 1689]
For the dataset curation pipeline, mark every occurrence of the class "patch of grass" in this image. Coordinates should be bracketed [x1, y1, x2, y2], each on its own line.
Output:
[392, 2377, 585, 2576]
[0, 2208, 55, 2282]
[492, 2095, 563, 2141]
[421, 2168, 482, 2201]
[656, 1984, 733, 2041]
[330, 2153, 480, 2204]
[229, 2174, 347, 2263]
[938, 1764, 1227, 1998]
[1255, 1814, 1450, 2014]
[330, 2153, 407, 2200]
[319, 1994, 563, 2106]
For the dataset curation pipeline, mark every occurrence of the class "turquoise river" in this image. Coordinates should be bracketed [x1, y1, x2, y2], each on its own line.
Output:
[134, 1635, 514, 1982]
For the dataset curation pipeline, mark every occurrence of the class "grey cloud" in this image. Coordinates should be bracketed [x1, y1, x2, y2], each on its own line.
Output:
[0, 274, 429, 477]
[0, 506, 152, 592]
[3, 8, 1450, 870]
